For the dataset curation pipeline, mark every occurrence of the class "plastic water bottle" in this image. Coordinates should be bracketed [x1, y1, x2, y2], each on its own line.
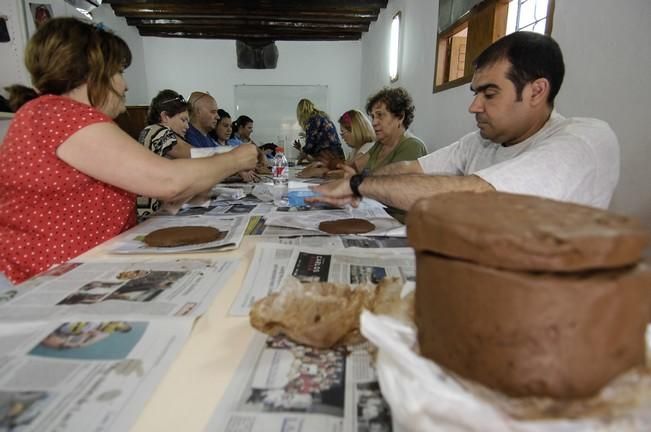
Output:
[272, 147, 288, 206]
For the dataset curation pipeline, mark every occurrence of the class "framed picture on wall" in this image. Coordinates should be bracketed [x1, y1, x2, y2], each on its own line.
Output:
[22, 0, 65, 39]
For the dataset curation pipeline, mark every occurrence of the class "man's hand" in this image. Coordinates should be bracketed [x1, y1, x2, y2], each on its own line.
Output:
[306, 178, 361, 207]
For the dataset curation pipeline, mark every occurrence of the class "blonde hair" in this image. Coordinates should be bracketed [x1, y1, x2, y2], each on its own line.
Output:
[25, 17, 131, 110]
[296, 98, 328, 130]
[338, 109, 375, 149]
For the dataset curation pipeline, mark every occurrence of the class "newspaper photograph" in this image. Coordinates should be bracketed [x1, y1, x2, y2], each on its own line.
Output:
[229, 244, 414, 316]
[0, 317, 192, 432]
[107, 215, 249, 254]
[0, 258, 239, 322]
[204, 334, 392, 432]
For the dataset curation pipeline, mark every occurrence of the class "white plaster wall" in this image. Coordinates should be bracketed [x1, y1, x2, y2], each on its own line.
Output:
[552, 0, 651, 229]
[0, 2, 148, 105]
[0, 0, 35, 90]
[140, 37, 362, 132]
[361, 0, 651, 228]
[91, 5, 149, 105]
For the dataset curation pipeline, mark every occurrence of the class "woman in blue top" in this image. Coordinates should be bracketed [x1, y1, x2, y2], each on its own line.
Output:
[229, 115, 255, 146]
[295, 99, 345, 164]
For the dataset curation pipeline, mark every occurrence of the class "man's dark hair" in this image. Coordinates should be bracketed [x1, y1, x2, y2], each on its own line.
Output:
[473, 31, 564, 105]
[365, 87, 415, 129]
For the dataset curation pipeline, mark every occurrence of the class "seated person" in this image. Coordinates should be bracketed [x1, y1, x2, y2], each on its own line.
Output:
[137, 89, 193, 217]
[297, 109, 376, 179]
[213, 110, 260, 182]
[228, 115, 255, 146]
[260, 143, 279, 162]
[0, 18, 258, 285]
[5, 84, 39, 112]
[359, 87, 427, 174]
[210, 109, 237, 147]
[295, 99, 345, 164]
[139, 89, 192, 158]
[309, 32, 619, 215]
[185, 91, 219, 148]
[339, 109, 375, 171]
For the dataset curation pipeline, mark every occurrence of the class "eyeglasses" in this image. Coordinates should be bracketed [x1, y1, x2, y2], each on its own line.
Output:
[160, 95, 186, 105]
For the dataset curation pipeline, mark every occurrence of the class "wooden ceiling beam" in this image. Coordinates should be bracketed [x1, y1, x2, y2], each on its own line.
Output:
[127, 17, 369, 30]
[136, 29, 361, 41]
[129, 20, 369, 33]
[111, 5, 379, 22]
[104, 0, 385, 41]
[106, 0, 387, 10]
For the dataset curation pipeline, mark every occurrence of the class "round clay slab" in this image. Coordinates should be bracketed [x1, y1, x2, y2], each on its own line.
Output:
[319, 218, 375, 234]
[143, 226, 224, 247]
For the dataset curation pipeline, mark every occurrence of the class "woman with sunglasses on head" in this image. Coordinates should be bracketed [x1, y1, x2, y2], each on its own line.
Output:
[0, 18, 257, 285]
[140, 89, 192, 159]
[136, 89, 193, 217]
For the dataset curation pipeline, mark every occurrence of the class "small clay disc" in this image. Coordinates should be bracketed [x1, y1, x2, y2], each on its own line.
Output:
[143, 226, 224, 247]
[318, 218, 375, 234]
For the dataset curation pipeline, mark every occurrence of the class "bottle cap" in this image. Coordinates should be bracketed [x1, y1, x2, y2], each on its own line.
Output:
[276, 147, 284, 153]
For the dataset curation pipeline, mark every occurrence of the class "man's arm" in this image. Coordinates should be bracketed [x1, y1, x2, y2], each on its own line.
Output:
[309, 173, 494, 210]
[373, 160, 424, 176]
[358, 174, 494, 210]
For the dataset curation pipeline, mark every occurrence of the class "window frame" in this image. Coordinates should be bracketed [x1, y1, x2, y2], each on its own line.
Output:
[433, 0, 555, 93]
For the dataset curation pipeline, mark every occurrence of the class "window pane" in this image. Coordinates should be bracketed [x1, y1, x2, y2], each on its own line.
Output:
[532, 18, 546, 34]
[534, 0, 549, 21]
[389, 14, 400, 81]
[519, 0, 536, 28]
[506, 0, 518, 34]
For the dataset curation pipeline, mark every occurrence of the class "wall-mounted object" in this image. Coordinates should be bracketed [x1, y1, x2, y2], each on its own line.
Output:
[0, 16, 9, 43]
[236, 40, 279, 69]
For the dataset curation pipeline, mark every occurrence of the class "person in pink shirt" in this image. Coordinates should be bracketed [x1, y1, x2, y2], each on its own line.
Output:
[0, 18, 257, 284]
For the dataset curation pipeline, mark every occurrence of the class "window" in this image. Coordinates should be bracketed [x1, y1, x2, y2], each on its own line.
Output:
[433, 0, 554, 92]
[389, 12, 401, 82]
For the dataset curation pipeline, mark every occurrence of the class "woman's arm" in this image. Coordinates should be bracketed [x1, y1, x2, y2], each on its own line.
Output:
[57, 122, 258, 202]
[166, 136, 192, 159]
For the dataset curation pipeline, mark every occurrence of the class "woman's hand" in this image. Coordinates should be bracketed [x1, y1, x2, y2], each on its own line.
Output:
[239, 170, 260, 183]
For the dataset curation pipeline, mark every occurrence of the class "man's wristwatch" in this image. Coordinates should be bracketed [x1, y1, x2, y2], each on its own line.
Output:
[349, 174, 365, 198]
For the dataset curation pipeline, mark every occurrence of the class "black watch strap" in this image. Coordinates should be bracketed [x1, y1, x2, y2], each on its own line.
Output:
[349, 174, 365, 198]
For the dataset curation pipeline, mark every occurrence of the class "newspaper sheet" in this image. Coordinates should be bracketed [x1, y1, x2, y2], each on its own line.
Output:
[107, 215, 249, 254]
[205, 202, 275, 217]
[229, 244, 414, 316]
[263, 200, 406, 237]
[0, 258, 238, 322]
[246, 216, 328, 237]
[204, 334, 393, 432]
[0, 317, 192, 432]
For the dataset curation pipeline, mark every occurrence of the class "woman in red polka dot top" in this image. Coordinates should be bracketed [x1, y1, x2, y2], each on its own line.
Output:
[0, 18, 258, 285]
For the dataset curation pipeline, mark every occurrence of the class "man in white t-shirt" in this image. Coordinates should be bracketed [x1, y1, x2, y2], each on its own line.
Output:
[308, 32, 619, 211]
